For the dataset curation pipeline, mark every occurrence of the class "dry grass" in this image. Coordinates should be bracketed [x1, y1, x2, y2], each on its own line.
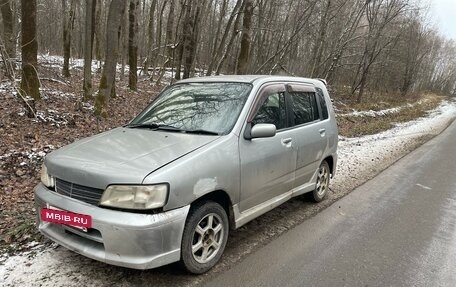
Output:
[337, 94, 445, 137]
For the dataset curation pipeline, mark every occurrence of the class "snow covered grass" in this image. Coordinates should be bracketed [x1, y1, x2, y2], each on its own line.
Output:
[334, 100, 456, 189]
[337, 95, 444, 137]
[337, 99, 430, 118]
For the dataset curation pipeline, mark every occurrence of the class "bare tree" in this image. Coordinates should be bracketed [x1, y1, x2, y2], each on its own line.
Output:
[120, 0, 128, 80]
[400, 13, 429, 95]
[351, 0, 408, 102]
[128, 0, 139, 90]
[155, 0, 176, 85]
[215, 0, 244, 75]
[174, 0, 190, 81]
[0, 0, 15, 67]
[236, 0, 253, 74]
[83, 0, 96, 99]
[20, 0, 40, 117]
[94, 0, 103, 62]
[206, 0, 243, 76]
[62, 0, 76, 77]
[183, 0, 204, 78]
[310, 0, 332, 77]
[94, 0, 126, 117]
[143, 0, 157, 75]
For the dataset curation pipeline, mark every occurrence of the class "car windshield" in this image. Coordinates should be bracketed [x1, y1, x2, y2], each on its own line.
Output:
[129, 82, 252, 135]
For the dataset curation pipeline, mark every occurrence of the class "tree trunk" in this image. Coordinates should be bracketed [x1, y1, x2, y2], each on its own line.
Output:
[128, 0, 139, 90]
[20, 0, 39, 117]
[165, 0, 176, 61]
[182, 1, 195, 79]
[95, 0, 125, 117]
[206, 0, 243, 76]
[205, 0, 227, 74]
[215, 0, 244, 75]
[155, 0, 175, 86]
[143, 0, 157, 75]
[236, 0, 253, 74]
[83, 0, 96, 99]
[62, 0, 76, 77]
[356, 69, 368, 103]
[310, 0, 331, 77]
[174, 0, 190, 81]
[120, 0, 128, 80]
[0, 0, 15, 66]
[94, 1, 102, 61]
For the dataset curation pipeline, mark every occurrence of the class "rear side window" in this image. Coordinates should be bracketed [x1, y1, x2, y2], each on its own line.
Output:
[290, 92, 319, 126]
[316, 88, 329, 120]
[252, 92, 287, 130]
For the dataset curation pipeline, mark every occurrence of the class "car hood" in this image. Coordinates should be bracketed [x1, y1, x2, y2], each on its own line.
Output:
[45, 127, 219, 189]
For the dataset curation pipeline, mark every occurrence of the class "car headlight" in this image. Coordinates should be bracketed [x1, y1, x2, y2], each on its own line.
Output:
[40, 164, 55, 188]
[99, 184, 168, 210]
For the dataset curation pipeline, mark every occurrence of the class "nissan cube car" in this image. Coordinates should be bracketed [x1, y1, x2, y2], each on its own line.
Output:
[35, 75, 338, 274]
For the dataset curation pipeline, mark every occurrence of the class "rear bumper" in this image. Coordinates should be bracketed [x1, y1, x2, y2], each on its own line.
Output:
[34, 183, 190, 270]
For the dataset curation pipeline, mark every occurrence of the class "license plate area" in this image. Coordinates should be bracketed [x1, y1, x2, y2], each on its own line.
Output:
[42, 205, 92, 232]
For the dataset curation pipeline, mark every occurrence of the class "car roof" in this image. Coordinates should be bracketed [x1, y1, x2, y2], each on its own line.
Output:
[176, 75, 325, 86]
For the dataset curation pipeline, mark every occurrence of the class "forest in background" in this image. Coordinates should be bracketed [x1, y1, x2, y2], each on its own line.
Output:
[0, 0, 455, 118]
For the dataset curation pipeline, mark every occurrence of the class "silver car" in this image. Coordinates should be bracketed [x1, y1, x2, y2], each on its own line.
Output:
[35, 75, 338, 274]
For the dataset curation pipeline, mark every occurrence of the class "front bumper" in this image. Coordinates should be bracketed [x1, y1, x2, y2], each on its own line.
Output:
[34, 183, 190, 270]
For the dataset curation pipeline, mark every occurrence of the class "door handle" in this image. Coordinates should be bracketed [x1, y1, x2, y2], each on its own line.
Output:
[281, 138, 292, 145]
[319, 128, 326, 137]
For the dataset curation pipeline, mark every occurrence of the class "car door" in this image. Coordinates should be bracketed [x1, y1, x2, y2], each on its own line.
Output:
[286, 84, 327, 187]
[239, 84, 297, 212]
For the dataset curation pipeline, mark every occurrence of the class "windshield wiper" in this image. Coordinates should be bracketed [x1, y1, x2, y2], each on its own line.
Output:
[183, 129, 220, 136]
[126, 123, 220, 135]
[125, 123, 181, 131]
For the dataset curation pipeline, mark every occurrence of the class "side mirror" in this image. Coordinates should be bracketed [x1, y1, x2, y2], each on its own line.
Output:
[250, 123, 277, 139]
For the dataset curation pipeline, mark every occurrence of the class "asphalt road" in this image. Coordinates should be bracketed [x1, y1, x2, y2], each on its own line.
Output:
[204, 120, 456, 287]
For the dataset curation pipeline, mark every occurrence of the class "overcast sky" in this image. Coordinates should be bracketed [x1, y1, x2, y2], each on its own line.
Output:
[430, 0, 456, 40]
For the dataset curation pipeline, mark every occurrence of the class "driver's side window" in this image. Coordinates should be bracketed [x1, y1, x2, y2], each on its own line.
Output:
[252, 92, 287, 130]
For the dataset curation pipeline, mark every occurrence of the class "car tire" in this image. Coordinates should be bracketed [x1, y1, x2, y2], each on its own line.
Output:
[181, 201, 229, 274]
[311, 160, 330, 202]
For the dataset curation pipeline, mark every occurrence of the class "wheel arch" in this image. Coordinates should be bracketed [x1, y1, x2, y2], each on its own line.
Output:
[323, 155, 334, 177]
[190, 190, 235, 229]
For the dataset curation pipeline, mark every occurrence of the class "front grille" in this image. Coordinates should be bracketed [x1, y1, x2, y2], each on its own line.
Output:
[55, 178, 104, 205]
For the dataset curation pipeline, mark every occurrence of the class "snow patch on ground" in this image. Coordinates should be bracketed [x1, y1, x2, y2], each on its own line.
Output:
[338, 99, 429, 118]
[39, 54, 100, 74]
[41, 90, 77, 100]
[1, 100, 455, 286]
[334, 100, 456, 188]
[0, 145, 55, 166]
[32, 109, 72, 126]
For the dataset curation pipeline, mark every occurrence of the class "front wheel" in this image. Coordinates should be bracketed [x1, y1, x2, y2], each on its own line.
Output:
[311, 161, 330, 202]
[181, 201, 229, 274]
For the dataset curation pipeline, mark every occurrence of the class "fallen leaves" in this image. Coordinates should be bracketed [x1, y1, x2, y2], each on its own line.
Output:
[0, 63, 163, 253]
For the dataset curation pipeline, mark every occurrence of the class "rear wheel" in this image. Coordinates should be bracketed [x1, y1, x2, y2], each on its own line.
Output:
[181, 201, 229, 274]
[311, 161, 330, 202]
